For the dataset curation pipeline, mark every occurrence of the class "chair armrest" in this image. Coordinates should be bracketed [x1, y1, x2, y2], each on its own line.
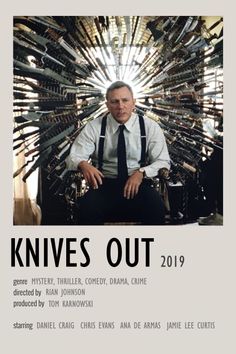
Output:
[158, 167, 170, 180]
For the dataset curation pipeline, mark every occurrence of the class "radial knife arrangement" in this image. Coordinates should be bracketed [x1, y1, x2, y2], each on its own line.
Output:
[13, 16, 223, 224]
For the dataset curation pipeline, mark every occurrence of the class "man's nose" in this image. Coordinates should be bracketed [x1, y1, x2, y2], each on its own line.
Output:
[117, 100, 124, 108]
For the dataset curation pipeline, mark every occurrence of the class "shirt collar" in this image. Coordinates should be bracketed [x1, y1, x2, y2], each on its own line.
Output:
[108, 112, 138, 133]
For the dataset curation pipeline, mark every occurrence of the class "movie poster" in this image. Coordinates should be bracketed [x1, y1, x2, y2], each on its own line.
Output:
[1, 1, 235, 353]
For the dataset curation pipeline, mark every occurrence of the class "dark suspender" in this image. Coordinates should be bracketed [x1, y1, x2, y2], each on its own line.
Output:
[97, 114, 146, 171]
[98, 114, 107, 171]
[138, 115, 146, 167]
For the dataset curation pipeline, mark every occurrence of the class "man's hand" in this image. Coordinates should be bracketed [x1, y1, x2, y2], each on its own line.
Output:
[123, 170, 144, 199]
[79, 161, 104, 189]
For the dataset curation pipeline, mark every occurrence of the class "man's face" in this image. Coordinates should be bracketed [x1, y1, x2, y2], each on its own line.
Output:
[106, 87, 135, 124]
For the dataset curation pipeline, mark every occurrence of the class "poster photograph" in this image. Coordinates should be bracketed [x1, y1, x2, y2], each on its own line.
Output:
[0, 1, 235, 353]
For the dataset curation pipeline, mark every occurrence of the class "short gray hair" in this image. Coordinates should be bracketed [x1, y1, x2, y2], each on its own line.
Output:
[106, 81, 133, 100]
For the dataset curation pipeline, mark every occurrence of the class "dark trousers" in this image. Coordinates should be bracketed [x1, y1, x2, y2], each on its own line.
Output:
[76, 178, 165, 225]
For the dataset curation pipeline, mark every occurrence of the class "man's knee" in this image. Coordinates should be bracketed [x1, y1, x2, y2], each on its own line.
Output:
[137, 185, 165, 224]
[76, 189, 106, 224]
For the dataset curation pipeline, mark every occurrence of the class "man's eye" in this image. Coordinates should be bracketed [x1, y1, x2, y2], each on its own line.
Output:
[109, 99, 129, 104]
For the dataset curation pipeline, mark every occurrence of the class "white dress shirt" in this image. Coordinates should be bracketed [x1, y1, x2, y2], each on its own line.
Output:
[67, 112, 170, 178]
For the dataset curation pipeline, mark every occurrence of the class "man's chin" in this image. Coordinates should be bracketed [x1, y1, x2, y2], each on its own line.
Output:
[114, 113, 129, 122]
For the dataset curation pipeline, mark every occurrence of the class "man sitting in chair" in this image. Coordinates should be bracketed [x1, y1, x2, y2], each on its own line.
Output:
[67, 81, 170, 225]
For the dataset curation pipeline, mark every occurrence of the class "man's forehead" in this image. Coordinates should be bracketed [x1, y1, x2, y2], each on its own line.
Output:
[107, 87, 133, 98]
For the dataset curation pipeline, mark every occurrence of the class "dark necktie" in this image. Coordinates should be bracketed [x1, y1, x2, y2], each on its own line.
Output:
[117, 125, 128, 180]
